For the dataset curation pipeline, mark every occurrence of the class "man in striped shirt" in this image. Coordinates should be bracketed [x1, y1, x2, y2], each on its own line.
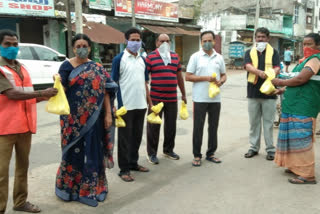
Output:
[146, 34, 186, 165]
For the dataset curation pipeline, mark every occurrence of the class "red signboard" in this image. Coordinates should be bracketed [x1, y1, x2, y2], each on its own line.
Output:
[114, 0, 178, 22]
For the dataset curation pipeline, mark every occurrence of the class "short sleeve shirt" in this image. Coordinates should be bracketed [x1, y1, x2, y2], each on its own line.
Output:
[244, 48, 280, 99]
[186, 49, 226, 103]
[0, 56, 22, 93]
[119, 50, 148, 110]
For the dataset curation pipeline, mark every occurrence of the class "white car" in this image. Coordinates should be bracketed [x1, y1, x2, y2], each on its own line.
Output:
[17, 43, 67, 88]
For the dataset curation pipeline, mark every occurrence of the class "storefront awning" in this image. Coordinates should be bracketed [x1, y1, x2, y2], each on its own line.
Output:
[73, 22, 125, 45]
[142, 24, 200, 36]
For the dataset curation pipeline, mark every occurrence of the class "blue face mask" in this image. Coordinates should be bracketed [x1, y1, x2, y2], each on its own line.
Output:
[126, 41, 141, 53]
[0, 46, 20, 60]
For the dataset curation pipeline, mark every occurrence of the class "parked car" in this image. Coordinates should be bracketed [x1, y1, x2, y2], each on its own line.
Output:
[17, 43, 67, 88]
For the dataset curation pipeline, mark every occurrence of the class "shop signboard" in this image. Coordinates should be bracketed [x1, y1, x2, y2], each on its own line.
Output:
[0, 0, 55, 17]
[114, 0, 178, 22]
[89, 0, 112, 11]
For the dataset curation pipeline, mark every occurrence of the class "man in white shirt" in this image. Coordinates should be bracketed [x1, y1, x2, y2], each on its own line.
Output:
[111, 28, 151, 182]
[186, 30, 227, 167]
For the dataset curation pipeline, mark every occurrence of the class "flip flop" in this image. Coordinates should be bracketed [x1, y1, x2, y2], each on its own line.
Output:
[206, 156, 222, 163]
[192, 158, 201, 167]
[288, 176, 317, 184]
[13, 202, 41, 213]
[118, 173, 134, 182]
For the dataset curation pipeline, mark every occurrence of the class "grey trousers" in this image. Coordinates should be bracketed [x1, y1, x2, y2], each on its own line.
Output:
[248, 98, 276, 153]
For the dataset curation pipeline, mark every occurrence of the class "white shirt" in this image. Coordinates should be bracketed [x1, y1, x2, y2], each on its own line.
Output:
[119, 49, 147, 110]
[187, 49, 226, 103]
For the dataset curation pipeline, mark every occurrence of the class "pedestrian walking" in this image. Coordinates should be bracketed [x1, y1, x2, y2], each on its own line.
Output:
[243, 27, 280, 161]
[55, 34, 117, 207]
[272, 33, 320, 184]
[146, 33, 186, 165]
[284, 47, 292, 73]
[185, 30, 227, 167]
[111, 28, 150, 182]
[0, 29, 58, 213]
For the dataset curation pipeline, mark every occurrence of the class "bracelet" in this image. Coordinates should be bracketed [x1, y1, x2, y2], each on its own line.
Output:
[38, 91, 42, 97]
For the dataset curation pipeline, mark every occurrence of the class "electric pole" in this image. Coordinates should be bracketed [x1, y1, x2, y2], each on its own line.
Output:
[253, 0, 260, 43]
[132, 0, 136, 27]
[75, 0, 83, 33]
[65, 0, 73, 57]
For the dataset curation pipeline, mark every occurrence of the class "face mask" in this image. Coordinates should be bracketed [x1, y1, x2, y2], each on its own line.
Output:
[0, 46, 20, 60]
[158, 42, 171, 66]
[76, 47, 89, 59]
[158, 42, 170, 55]
[127, 41, 141, 53]
[256, 42, 268, 52]
[303, 47, 320, 58]
[203, 42, 213, 51]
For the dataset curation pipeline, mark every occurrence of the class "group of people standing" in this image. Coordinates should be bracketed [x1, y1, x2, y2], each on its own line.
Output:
[0, 25, 319, 213]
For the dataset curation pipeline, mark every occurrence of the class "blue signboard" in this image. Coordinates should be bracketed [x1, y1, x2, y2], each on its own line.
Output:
[229, 43, 245, 58]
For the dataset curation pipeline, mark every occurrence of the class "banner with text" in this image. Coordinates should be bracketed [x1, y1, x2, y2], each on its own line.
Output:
[114, 0, 178, 22]
[89, 0, 112, 11]
[0, 0, 55, 17]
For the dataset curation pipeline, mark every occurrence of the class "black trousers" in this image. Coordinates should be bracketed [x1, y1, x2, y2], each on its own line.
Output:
[118, 108, 146, 174]
[193, 102, 221, 158]
[147, 101, 177, 156]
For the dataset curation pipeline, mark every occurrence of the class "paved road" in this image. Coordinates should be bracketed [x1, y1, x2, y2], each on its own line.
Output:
[6, 69, 320, 214]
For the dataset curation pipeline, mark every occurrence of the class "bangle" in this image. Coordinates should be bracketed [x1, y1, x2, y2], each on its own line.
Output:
[38, 91, 42, 97]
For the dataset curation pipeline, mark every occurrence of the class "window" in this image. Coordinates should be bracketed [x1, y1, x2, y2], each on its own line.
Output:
[294, 5, 299, 24]
[307, 16, 312, 24]
[33, 46, 58, 61]
[17, 46, 34, 60]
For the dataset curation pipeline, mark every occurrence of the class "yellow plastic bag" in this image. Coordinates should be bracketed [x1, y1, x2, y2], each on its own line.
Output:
[46, 77, 70, 115]
[147, 112, 162, 124]
[115, 116, 126, 127]
[115, 106, 127, 127]
[151, 102, 164, 114]
[208, 73, 220, 98]
[179, 101, 189, 120]
[260, 68, 276, 95]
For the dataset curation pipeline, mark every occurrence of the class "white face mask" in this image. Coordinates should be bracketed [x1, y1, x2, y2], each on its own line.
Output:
[158, 42, 171, 66]
[158, 42, 170, 54]
[256, 42, 268, 52]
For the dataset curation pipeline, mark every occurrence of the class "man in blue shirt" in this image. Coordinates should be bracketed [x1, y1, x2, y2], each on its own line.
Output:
[284, 47, 292, 73]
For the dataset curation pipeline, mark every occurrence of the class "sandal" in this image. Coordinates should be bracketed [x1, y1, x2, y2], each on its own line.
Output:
[13, 202, 41, 213]
[192, 158, 201, 167]
[130, 165, 149, 172]
[206, 156, 222, 163]
[266, 152, 275, 161]
[288, 176, 317, 184]
[118, 173, 134, 182]
[244, 150, 258, 158]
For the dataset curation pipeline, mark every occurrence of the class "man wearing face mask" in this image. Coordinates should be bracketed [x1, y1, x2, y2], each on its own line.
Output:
[145, 34, 186, 164]
[111, 28, 151, 182]
[244, 27, 280, 161]
[0, 30, 58, 213]
[186, 30, 227, 167]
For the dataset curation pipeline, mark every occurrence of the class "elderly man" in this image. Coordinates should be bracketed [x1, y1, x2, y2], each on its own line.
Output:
[0, 30, 57, 213]
[146, 34, 186, 164]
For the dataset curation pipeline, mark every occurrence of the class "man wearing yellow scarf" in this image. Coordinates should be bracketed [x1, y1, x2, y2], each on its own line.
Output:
[243, 28, 281, 160]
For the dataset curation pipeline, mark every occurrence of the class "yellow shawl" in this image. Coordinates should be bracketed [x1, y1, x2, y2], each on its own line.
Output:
[248, 44, 274, 84]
